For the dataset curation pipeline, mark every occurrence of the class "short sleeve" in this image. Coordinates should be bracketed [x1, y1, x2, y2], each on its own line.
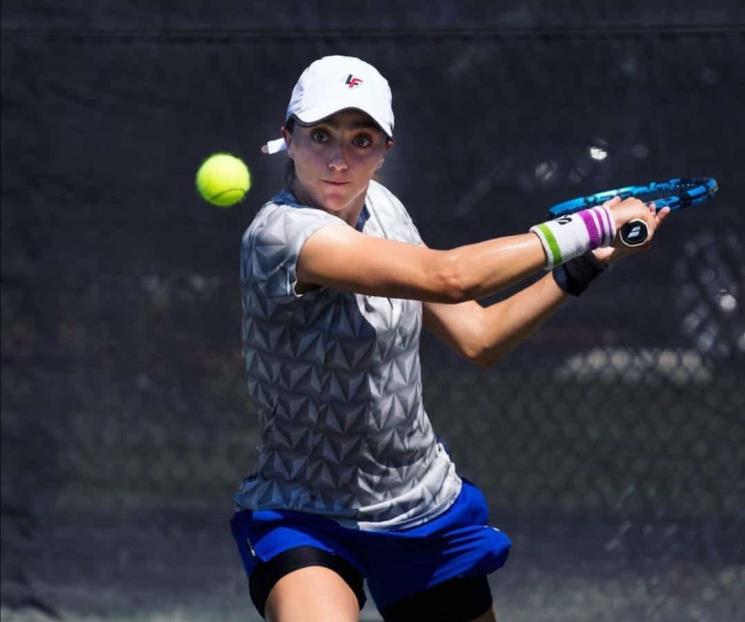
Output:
[392, 194, 425, 246]
[241, 203, 342, 303]
[367, 180, 426, 246]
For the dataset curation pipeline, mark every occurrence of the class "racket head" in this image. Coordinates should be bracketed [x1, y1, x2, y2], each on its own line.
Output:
[548, 177, 718, 218]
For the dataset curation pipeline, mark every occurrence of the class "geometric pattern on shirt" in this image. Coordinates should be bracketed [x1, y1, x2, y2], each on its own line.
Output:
[234, 181, 461, 530]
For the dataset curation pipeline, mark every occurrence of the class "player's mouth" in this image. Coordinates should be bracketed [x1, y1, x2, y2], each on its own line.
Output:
[322, 180, 350, 186]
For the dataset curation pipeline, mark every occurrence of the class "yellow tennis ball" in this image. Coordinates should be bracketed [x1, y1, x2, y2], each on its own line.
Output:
[195, 153, 251, 207]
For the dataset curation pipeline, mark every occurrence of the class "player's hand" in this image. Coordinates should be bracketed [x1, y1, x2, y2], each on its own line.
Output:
[593, 196, 671, 264]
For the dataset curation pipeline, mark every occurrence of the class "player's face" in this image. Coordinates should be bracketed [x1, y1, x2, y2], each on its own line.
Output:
[283, 109, 392, 222]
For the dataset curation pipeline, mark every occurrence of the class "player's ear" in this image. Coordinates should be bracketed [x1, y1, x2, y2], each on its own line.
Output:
[281, 126, 293, 158]
[375, 138, 394, 170]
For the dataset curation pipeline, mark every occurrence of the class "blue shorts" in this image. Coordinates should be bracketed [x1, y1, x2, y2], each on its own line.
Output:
[230, 479, 511, 611]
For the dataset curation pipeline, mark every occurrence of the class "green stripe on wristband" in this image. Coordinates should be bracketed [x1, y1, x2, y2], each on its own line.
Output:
[536, 223, 563, 266]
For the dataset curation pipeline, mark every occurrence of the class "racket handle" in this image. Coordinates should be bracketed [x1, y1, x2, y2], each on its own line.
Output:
[619, 219, 648, 247]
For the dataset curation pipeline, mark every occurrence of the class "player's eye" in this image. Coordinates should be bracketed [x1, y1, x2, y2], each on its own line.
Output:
[352, 133, 373, 148]
[310, 128, 330, 143]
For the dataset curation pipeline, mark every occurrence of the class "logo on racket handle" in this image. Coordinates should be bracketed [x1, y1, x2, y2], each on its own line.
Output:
[620, 219, 648, 247]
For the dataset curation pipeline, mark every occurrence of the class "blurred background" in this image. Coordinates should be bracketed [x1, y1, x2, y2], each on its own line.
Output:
[2, 2, 744, 621]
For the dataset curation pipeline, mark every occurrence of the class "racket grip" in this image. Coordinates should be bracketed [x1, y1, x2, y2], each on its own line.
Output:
[620, 219, 648, 247]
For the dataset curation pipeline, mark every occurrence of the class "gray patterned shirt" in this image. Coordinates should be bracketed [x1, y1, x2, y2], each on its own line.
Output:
[235, 180, 461, 530]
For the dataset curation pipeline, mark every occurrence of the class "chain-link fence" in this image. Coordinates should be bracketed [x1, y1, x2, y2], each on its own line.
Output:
[2, 2, 744, 620]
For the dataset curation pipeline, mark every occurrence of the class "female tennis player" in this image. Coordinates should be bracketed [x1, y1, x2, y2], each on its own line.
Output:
[231, 55, 668, 622]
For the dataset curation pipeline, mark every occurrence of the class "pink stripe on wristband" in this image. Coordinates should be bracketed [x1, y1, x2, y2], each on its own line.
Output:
[579, 210, 601, 248]
[530, 204, 617, 270]
[583, 205, 616, 247]
[592, 207, 608, 246]
[597, 205, 615, 245]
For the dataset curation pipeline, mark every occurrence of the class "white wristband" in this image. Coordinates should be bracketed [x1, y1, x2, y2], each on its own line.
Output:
[530, 206, 616, 269]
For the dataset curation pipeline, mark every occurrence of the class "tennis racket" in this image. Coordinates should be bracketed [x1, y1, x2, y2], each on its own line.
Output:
[547, 177, 719, 247]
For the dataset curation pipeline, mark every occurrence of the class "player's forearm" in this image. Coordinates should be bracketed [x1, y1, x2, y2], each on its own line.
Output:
[441, 233, 547, 302]
[472, 273, 567, 367]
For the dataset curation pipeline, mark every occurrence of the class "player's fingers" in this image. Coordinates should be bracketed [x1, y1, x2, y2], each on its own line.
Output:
[602, 195, 623, 208]
[634, 204, 671, 250]
[628, 197, 646, 208]
[615, 197, 645, 211]
[622, 203, 659, 249]
[655, 206, 671, 225]
[647, 205, 670, 232]
[608, 197, 648, 233]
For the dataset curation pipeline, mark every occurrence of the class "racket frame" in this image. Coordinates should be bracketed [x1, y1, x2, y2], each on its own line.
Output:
[547, 177, 718, 218]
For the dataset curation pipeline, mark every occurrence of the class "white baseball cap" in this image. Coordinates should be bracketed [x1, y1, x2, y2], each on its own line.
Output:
[262, 55, 394, 155]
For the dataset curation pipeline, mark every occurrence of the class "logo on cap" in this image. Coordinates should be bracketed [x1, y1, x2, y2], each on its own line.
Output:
[345, 74, 364, 88]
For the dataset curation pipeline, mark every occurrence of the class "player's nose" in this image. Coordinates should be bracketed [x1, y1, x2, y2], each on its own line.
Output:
[327, 142, 348, 171]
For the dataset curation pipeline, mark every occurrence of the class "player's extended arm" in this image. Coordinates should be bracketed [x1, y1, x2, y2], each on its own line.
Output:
[297, 226, 547, 303]
[421, 204, 671, 368]
[297, 196, 658, 303]
[422, 275, 566, 368]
